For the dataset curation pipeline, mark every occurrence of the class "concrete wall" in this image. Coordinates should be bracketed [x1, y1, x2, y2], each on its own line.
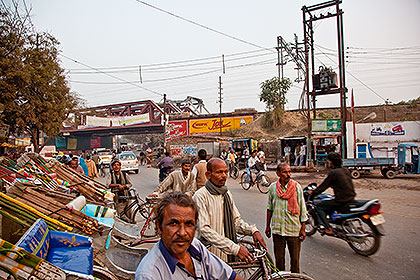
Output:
[346, 121, 420, 159]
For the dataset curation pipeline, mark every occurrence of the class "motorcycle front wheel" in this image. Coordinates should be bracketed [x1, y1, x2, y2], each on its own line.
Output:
[346, 218, 381, 256]
[304, 213, 317, 236]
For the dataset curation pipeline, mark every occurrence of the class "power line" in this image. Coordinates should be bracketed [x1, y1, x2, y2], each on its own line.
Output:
[135, 0, 275, 53]
[60, 53, 163, 97]
[314, 45, 388, 102]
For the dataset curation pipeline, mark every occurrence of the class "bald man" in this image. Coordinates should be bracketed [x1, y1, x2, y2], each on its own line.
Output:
[193, 158, 266, 263]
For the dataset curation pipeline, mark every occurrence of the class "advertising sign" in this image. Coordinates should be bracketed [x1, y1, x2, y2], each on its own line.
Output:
[312, 119, 341, 134]
[189, 116, 253, 135]
[166, 120, 189, 141]
[85, 113, 150, 128]
[90, 137, 101, 148]
[370, 123, 405, 136]
[170, 144, 198, 157]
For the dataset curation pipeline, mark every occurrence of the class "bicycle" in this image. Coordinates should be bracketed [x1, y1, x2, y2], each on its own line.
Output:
[230, 238, 314, 280]
[115, 188, 159, 238]
[240, 168, 271, 194]
[227, 160, 239, 179]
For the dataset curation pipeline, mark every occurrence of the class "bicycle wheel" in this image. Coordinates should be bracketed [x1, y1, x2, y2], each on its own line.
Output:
[230, 165, 239, 179]
[256, 174, 271, 194]
[270, 273, 315, 280]
[240, 172, 252, 190]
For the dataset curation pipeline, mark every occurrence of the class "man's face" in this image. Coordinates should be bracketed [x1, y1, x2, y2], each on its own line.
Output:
[69, 159, 78, 169]
[112, 162, 121, 173]
[158, 204, 196, 259]
[276, 165, 292, 185]
[181, 163, 191, 175]
[206, 159, 228, 186]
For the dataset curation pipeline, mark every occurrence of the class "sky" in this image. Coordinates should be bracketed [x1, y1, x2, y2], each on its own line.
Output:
[23, 0, 420, 114]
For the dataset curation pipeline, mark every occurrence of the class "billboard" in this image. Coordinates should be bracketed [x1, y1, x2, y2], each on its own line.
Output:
[312, 119, 341, 134]
[189, 116, 253, 135]
[166, 120, 189, 141]
[85, 113, 150, 128]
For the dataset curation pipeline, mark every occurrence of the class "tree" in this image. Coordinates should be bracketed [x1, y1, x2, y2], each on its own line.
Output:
[0, 1, 80, 152]
[259, 77, 292, 128]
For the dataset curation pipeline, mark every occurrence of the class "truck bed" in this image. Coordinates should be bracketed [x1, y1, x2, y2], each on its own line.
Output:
[343, 157, 394, 167]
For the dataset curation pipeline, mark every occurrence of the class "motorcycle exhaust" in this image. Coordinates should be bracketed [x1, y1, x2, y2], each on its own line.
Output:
[346, 233, 369, 242]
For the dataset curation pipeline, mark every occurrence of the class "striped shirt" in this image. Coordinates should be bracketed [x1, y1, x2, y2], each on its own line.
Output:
[193, 186, 258, 262]
[267, 181, 308, 237]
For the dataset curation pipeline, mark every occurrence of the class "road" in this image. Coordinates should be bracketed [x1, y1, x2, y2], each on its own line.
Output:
[100, 165, 420, 280]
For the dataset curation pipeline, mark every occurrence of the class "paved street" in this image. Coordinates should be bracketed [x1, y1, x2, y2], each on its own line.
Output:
[100, 165, 420, 279]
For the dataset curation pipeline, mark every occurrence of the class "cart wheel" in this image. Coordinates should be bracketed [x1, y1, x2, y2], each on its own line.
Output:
[385, 169, 396, 179]
[350, 169, 361, 179]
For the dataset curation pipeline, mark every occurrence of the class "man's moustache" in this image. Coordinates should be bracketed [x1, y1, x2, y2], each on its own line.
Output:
[174, 237, 190, 243]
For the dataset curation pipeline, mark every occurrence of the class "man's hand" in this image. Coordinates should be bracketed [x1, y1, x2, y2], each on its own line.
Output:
[265, 226, 271, 238]
[252, 231, 267, 249]
[299, 224, 306, 241]
[237, 245, 254, 263]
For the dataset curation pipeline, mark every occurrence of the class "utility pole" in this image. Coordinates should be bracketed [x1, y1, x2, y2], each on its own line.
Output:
[276, 37, 284, 80]
[163, 93, 167, 152]
[218, 76, 223, 136]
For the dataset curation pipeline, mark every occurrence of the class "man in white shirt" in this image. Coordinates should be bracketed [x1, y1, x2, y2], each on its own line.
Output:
[193, 158, 266, 263]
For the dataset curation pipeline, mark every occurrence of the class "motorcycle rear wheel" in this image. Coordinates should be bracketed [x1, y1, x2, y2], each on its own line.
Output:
[347, 219, 381, 256]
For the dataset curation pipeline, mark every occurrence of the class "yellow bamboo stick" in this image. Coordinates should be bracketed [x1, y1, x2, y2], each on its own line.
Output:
[0, 192, 73, 232]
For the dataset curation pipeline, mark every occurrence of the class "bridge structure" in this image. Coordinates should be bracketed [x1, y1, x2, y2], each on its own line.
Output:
[63, 98, 205, 137]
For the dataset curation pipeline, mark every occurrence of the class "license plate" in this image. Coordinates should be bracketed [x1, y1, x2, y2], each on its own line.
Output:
[370, 214, 385, 225]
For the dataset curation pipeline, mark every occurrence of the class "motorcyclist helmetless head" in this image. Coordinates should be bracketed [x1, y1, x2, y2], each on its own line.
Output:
[327, 152, 342, 168]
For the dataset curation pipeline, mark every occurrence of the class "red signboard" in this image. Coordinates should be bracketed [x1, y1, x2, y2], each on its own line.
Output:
[90, 137, 101, 148]
[166, 120, 188, 141]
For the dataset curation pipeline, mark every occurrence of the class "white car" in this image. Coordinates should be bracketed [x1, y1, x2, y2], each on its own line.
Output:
[97, 149, 113, 166]
[116, 151, 139, 174]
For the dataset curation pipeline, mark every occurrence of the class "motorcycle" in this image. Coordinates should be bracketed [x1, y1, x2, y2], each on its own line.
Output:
[303, 183, 385, 256]
[159, 166, 174, 183]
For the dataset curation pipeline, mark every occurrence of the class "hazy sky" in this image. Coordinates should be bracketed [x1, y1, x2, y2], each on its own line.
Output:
[24, 0, 420, 113]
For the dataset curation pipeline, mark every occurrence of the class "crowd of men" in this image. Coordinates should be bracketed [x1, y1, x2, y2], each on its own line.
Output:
[99, 148, 355, 280]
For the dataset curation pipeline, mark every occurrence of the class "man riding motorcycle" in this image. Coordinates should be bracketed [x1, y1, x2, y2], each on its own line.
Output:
[158, 152, 174, 182]
[306, 152, 356, 235]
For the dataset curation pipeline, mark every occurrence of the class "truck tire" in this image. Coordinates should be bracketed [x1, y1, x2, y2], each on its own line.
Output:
[385, 169, 396, 179]
[380, 168, 388, 177]
[350, 169, 361, 179]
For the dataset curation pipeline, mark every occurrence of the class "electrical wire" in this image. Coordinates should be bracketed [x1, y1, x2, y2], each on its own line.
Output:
[135, 0, 275, 53]
[60, 53, 163, 97]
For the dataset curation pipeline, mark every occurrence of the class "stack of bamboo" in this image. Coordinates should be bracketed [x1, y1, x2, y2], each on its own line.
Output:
[3, 182, 100, 235]
[47, 160, 107, 204]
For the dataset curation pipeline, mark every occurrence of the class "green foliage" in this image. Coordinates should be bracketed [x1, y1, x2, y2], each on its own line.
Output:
[259, 77, 291, 128]
[318, 111, 339, 119]
[0, 1, 80, 152]
[396, 96, 420, 108]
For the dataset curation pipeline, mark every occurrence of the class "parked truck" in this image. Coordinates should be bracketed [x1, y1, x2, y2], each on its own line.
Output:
[344, 143, 419, 179]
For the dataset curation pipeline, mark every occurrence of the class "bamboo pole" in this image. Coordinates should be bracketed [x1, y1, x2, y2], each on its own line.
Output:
[0, 192, 73, 231]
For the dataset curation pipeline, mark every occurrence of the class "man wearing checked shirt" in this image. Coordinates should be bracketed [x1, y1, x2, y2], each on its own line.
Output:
[265, 163, 308, 273]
